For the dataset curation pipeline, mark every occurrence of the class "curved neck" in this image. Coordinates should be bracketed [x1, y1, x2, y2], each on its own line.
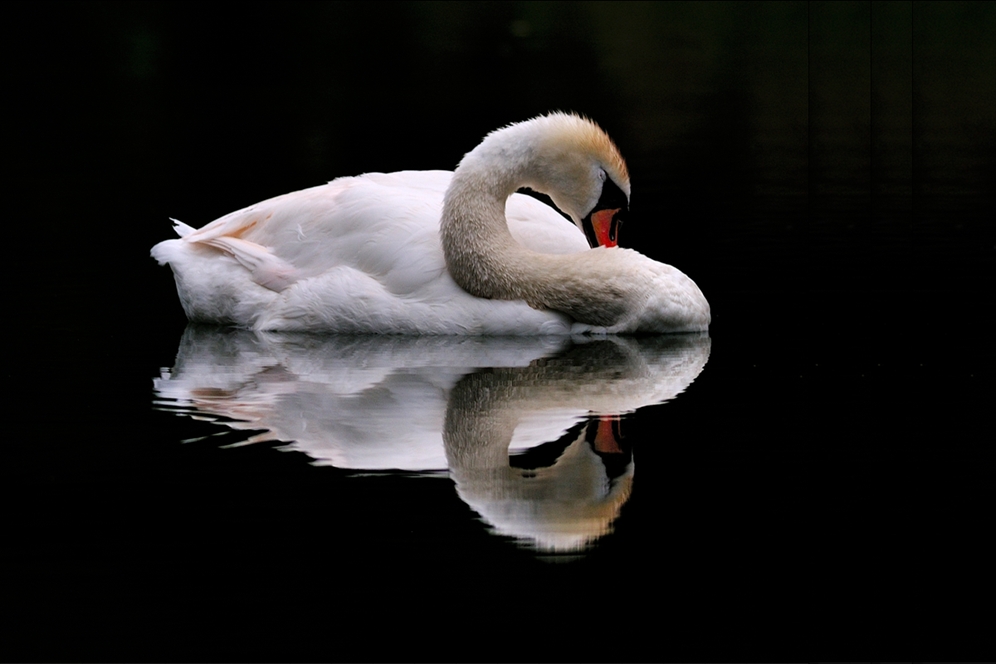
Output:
[439, 141, 535, 300]
[440, 146, 627, 328]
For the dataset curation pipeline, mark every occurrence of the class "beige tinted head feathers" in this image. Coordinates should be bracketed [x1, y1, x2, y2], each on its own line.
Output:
[531, 113, 630, 248]
[528, 112, 630, 196]
[460, 112, 630, 248]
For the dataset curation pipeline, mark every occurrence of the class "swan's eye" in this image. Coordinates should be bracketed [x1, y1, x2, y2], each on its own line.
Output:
[597, 168, 607, 182]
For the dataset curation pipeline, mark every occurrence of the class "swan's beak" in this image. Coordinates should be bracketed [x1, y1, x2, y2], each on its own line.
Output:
[582, 176, 629, 249]
[586, 208, 622, 248]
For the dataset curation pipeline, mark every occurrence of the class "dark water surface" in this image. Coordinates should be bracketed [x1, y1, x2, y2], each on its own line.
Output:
[6, 2, 994, 660]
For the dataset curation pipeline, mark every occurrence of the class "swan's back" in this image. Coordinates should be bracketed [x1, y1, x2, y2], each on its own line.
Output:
[152, 170, 589, 334]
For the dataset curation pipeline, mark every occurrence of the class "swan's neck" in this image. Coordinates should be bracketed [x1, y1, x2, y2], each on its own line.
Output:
[440, 144, 533, 300]
[440, 144, 627, 327]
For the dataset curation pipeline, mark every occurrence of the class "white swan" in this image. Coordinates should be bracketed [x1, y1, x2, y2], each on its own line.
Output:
[151, 113, 710, 334]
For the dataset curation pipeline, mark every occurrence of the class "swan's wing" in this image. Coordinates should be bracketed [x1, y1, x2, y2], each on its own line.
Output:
[196, 235, 300, 292]
[506, 194, 589, 255]
[154, 170, 584, 333]
[174, 170, 586, 296]
[172, 172, 449, 294]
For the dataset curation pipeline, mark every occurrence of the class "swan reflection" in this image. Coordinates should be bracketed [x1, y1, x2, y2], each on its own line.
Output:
[154, 326, 710, 551]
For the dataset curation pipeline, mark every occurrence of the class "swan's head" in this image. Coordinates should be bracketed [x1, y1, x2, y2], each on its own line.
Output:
[468, 113, 631, 248]
[526, 113, 630, 249]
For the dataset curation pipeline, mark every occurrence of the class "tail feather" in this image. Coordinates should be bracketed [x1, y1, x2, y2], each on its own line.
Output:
[150, 238, 181, 266]
[170, 218, 196, 237]
[151, 219, 197, 266]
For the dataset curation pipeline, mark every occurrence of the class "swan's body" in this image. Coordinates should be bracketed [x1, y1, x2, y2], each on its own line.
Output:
[152, 113, 710, 334]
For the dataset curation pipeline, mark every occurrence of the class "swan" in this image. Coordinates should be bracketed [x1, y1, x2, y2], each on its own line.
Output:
[151, 112, 710, 334]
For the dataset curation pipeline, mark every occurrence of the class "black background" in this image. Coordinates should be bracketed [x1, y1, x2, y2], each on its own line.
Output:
[4, 2, 993, 661]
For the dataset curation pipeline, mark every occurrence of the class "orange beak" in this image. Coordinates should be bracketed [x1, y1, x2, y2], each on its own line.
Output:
[590, 208, 621, 248]
[591, 415, 624, 454]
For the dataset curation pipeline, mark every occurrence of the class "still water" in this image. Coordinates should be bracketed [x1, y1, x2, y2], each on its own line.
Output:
[153, 328, 711, 553]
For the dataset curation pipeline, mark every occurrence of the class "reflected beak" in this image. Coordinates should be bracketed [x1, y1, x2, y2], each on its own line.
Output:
[588, 416, 623, 454]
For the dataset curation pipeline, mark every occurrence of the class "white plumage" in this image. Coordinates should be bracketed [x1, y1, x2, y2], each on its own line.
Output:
[152, 113, 710, 334]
